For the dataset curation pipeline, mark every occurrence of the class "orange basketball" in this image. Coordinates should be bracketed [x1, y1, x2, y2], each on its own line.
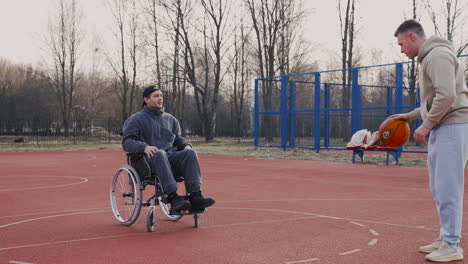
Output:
[378, 118, 410, 147]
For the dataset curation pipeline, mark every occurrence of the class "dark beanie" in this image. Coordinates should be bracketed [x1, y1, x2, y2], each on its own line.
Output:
[142, 85, 161, 107]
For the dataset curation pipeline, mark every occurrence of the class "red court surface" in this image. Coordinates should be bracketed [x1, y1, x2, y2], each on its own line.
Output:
[1, 149, 467, 264]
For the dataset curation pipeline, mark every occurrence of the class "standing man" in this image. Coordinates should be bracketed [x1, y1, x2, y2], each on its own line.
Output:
[392, 19, 468, 262]
[122, 85, 215, 212]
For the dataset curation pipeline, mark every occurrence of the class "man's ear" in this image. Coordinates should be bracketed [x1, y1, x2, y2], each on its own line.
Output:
[144, 97, 149, 104]
[408, 32, 417, 42]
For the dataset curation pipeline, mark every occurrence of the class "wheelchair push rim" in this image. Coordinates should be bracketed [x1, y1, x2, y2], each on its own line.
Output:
[110, 166, 143, 226]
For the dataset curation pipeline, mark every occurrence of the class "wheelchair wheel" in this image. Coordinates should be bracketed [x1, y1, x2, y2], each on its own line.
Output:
[146, 207, 155, 232]
[158, 196, 183, 222]
[110, 165, 143, 226]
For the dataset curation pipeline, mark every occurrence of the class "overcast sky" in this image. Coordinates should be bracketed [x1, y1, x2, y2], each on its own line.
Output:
[0, 0, 466, 69]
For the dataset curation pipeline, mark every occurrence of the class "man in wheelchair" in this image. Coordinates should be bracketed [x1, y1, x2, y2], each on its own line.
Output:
[122, 85, 215, 213]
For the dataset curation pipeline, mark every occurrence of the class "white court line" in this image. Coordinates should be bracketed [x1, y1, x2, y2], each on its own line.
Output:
[0, 215, 323, 251]
[85, 155, 97, 160]
[368, 239, 378, 246]
[350, 221, 365, 227]
[0, 176, 88, 192]
[8, 261, 33, 264]
[214, 207, 334, 219]
[200, 216, 320, 229]
[0, 207, 361, 251]
[218, 198, 433, 203]
[369, 229, 379, 236]
[2, 204, 439, 234]
[0, 207, 109, 219]
[339, 249, 361, 255]
[0, 210, 108, 229]
[0, 178, 59, 183]
[285, 258, 320, 263]
[0, 233, 145, 251]
[213, 206, 442, 232]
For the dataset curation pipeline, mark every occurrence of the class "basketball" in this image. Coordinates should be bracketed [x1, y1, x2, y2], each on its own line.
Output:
[378, 118, 410, 147]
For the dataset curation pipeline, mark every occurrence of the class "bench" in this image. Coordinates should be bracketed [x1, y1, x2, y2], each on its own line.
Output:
[346, 145, 403, 165]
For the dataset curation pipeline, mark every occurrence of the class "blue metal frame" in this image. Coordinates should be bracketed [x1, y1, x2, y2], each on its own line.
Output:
[324, 83, 330, 149]
[351, 69, 361, 134]
[281, 76, 289, 151]
[314, 73, 321, 152]
[395, 63, 404, 114]
[254, 79, 259, 147]
[252, 55, 467, 152]
[289, 81, 296, 148]
[386, 86, 393, 116]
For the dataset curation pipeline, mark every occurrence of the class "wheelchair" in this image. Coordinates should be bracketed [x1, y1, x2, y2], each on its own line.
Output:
[110, 152, 205, 232]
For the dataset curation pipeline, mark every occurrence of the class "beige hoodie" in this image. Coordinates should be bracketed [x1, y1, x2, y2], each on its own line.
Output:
[406, 36, 468, 129]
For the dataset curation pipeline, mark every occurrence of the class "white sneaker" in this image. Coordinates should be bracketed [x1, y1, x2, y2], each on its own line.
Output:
[425, 241, 464, 262]
[419, 238, 444, 253]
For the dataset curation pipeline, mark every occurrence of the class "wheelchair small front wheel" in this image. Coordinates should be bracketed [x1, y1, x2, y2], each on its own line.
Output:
[110, 165, 143, 226]
[146, 207, 155, 232]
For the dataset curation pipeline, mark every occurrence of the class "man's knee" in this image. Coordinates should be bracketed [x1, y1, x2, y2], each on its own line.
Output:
[149, 150, 168, 162]
[183, 148, 198, 158]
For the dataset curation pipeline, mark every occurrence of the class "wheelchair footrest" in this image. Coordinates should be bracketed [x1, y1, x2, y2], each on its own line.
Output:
[169, 208, 206, 216]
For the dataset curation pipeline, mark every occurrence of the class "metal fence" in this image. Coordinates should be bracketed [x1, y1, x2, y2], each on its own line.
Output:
[254, 55, 468, 152]
[0, 118, 252, 145]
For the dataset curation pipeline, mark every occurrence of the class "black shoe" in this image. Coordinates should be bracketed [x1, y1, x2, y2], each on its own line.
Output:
[167, 192, 191, 212]
[189, 191, 215, 211]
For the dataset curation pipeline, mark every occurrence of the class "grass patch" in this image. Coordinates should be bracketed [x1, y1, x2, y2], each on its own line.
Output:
[0, 141, 433, 167]
[196, 145, 428, 167]
[0, 143, 122, 152]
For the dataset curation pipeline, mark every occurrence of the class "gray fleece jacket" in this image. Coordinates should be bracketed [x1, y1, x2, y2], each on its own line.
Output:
[122, 106, 190, 154]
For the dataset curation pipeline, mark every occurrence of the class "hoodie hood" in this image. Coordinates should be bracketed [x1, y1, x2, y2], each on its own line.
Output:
[418, 36, 454, 63]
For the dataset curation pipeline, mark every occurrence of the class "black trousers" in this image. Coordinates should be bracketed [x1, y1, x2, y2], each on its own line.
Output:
[147, 149, 202, 194]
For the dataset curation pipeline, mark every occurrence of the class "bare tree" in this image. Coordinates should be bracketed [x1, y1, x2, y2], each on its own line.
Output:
[0, 59, 12, 119]
[406, 0, 420, 110]
[276, 0, 309, 76]
[337, 0, 357, 137]
[425, 0, 468, 55]
[107, 0, 140, 123]
[157, 0, 187, 120]
[76, 46, 112, 123]
[142, 0, 162, 90]
[46, 0, 82, 136]
[180, 0, 229, 141]
[0, 59, 18, 120]
[338, 0, 358, 100]
[245, 0, 306, 142]
[230, 21, 251, 139]
[245, 0, 280, 143]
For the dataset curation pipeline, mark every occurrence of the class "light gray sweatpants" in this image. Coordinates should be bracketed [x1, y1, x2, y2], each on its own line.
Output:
[428, 123, 468, 247]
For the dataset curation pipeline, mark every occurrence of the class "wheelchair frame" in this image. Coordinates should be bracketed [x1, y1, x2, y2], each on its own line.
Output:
[110, 152, 205, 232]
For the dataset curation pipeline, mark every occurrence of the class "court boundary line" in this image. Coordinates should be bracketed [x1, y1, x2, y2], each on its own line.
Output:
[0, 176, 88, 192]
